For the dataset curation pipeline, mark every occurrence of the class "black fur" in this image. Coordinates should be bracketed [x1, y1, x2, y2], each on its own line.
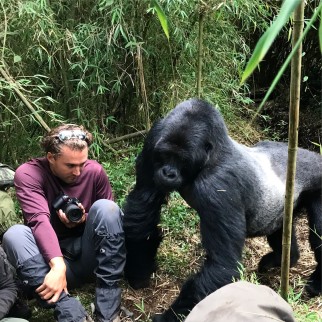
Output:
[123, 99, 322, 322]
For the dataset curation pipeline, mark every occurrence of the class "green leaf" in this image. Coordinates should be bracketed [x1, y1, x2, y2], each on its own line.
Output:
[253, 3, 322, 117]
[241, 0, 301, 84]
[13, 55, 22, 63]
[98, 0, 113, 11]
[151, 0, 169, 40]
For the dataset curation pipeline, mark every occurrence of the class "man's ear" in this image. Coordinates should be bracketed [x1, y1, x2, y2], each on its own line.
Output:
[47, 152, 55, 164]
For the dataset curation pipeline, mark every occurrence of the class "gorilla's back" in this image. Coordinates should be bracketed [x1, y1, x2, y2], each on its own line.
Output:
[253, 140, 322, 191]
[234, 140, 321, 237]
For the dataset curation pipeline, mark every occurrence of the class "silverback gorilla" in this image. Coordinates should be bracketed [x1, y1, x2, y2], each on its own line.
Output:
[123, 98, 322, 322]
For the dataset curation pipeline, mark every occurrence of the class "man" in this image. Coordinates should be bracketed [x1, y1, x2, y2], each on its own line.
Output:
[0, 164, 31, 322]
[2, 124, 126, 322]
[0, 245, 30, 322]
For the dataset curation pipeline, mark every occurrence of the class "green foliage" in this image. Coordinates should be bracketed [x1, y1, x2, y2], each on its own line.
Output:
[150, 0, 169, 40]
[287, 283, 322, 322]
[257, 3, 322, 114]
[160, 192, 199, 234]
[133, 298, 151, 322]
[241, 0, 301, 84]
[101, 148, 139, 205]
[236, 262, 260, 285]
[241, 0, 322, 116]
[157, 192, 200, 276]
[0, 0, 276, 164]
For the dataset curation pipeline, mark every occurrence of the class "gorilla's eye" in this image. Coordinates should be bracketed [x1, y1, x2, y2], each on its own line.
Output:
[154, 151, 166, 163]
[205, 142, 213, 153]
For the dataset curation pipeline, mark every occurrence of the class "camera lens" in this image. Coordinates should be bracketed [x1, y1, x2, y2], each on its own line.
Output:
[65, 204, 83, 223]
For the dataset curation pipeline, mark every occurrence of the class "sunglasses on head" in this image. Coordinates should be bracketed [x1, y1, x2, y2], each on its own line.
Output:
[57, 130, 86, 142]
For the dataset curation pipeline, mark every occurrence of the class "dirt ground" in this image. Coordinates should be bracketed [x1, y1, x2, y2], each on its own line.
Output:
[118, 216, 322, 321]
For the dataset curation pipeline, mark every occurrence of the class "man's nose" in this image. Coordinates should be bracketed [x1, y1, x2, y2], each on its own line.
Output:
[73, 167, 81, 176]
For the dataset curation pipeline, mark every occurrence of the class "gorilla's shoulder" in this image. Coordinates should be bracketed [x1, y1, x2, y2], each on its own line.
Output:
[253, 140, 287, 149]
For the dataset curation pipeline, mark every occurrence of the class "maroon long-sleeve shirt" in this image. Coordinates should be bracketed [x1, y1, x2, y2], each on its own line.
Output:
[14, 157, 113, 263]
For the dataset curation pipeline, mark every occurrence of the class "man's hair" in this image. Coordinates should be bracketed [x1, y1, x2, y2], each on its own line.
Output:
[41, 124, 93, 155]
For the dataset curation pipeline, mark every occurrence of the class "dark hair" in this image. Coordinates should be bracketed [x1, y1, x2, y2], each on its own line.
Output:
[41, 124, 93, 155]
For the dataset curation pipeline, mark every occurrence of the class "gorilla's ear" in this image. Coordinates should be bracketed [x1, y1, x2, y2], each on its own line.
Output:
[203, 142, 213, 166]
[205, 142, 213, 154]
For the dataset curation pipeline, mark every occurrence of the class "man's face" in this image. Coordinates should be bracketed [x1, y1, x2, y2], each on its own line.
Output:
[47, 145, 88, 184]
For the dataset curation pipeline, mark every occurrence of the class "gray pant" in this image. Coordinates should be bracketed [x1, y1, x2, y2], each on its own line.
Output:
[3, 199, 126, 321]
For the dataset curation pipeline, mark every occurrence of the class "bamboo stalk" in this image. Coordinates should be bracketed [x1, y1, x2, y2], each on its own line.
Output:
[137, 44, 150, 130]
[280, 0, 304, 300]
[106, 130, 147, 144]
[0, 66, 51, 132]
[196, 7, 205, 98]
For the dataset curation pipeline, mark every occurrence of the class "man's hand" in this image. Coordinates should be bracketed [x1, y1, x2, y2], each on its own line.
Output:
[57, 203, 86, 228]
[36, 257, 67, 303]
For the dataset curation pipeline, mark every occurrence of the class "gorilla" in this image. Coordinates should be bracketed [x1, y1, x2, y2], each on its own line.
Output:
[123, 98, 322, 322]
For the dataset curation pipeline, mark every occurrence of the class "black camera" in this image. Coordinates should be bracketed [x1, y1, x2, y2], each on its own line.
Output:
[52, 193, 83, 223]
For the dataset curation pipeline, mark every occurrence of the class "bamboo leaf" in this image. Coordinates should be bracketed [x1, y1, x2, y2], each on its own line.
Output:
[98, 0, 113, 11]
[241, 0, 301, 84]
[151, 0, 169, 40]
[253, 1, 322, 116]
[14, 55, 21, 63]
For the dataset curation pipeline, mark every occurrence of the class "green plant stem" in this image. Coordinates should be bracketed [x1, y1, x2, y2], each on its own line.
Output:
[196, 8, 205, 98]
[280, 0, 304, 301]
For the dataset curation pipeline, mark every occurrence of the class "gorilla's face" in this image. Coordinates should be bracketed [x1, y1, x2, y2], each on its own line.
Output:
[153, 143, 185, 191]
[152, 122, 213, 192]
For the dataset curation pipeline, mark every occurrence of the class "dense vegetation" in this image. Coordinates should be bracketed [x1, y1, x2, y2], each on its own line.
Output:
[1, 0, 279, 163]
[1, 1, 320, 164]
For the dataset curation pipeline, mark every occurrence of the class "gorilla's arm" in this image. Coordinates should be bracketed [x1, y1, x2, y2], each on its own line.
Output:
[123, 185, 165, 289]
[123, 126, 168, 288]
[153, 181, 247, 322]
[123, 152, 166, 240]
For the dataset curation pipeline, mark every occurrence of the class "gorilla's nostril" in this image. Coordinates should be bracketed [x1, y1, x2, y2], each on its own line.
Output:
[162, 166, 177, 179]
[167, 171, 176, 179]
